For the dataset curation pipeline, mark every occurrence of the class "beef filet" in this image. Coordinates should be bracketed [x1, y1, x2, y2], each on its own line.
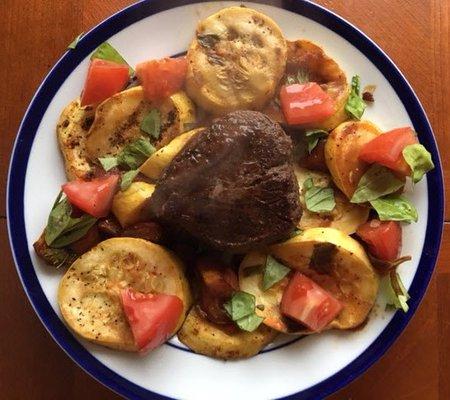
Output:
[149, 110, 301, 252]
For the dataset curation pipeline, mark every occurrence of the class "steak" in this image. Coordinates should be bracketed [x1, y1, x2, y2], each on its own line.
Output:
[149, 110, 301, 252]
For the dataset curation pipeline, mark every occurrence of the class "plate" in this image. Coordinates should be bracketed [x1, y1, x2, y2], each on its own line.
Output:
[7, 1, 444, 399]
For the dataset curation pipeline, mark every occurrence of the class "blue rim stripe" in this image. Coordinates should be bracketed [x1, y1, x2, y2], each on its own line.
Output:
[6, 1, 444, 400]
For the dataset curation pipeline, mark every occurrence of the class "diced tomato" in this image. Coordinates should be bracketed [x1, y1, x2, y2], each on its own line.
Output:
[298, 140, 328, 172]
[356, 219, 402, 261]
[358, 127, 418, 176]
[281, 272, 342, 331]
[280, 83, 334, 125]
[121, 288, 183, 352]
[196, 258, 238, 324]
[136, 57, 187, 101]
[80, 59, 129, 106]
[68, 225, 100, 254]
[62, 174, 119, 218]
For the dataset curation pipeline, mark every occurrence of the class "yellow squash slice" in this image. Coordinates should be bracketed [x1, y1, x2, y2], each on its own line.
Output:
[58, 238, 192, 351]
[325, 120, 382, 199]
[139, 128, 203, 180]
[186, 6, 287, 115]
[178, 306, 277, 360]
[270, 228, 379, 330]
[56, 99, 95, 180]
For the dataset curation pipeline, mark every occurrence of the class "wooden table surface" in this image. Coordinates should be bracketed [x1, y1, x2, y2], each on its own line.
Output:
[1, 0, 448, 399]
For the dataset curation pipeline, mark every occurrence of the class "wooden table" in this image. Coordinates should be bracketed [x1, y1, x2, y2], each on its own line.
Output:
[0, 1, 448, 398]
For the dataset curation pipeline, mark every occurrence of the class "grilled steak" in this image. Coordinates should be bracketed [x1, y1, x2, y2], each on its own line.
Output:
[149, 110, 301, 252]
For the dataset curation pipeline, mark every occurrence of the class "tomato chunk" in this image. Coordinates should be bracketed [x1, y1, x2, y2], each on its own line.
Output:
[80, 59, 129, 106]
[358, 127, 418, 176]
[62, 174, 119, 218]
[280, 83, 334, 125]
[136, 57, 187, 101]
[357, 219, 402, 261]
[121, 288, 183, 352]
[281, 272, 342, 331]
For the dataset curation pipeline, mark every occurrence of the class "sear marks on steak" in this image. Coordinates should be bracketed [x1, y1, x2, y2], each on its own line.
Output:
[149, 110, 302, 252]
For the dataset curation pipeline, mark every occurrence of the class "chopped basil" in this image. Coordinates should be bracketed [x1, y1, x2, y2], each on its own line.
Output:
[235, 313, 264, 332]
[303, 178, 336, 213]
[402, 144, 434, 183]
[91, 42, 134, 74]
[345, 75, 366, 120]
[384, 271, 410, 313]
[98, 157, 118, 172]
[120, 169, 139, 191]
[305, 129, 328, 153]
[290, 228, 303, 238]
[263, 255, 290, 290]
[140, 109, 161, 139]
[67, 32, 84, 50]
[370, 194, 418, 223]
[351, 165, 405, 203]
[223, 291, 263, 332]
[44, 193, 97, 249]
[117, 138, 155, 169]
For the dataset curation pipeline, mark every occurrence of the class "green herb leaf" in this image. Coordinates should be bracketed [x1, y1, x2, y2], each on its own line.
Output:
[223, 301, 233, 317]
[303, 178, 336, 213]
[351, 165, 405, 203]
[290, 228, 303, 238]
[140, 109, 161, 139]
[384, 271, 410, 313]
[44, 193, 97, 248]
[117, 138, 155, 169]
[120, 169, 139, 191]
[197, 33, 221, 49]
[45, 196, 73, 246]
[402, 144, 434, 183]
[370, 194, 418, 223]
[305, 129, 328, 153]
[67, 32, 84, 50]
[98, 157, 118, 172]
[263, 255, 290, 290]
[91, 42, 134, 74]
[235, 313, 264, 332]
[51, 214, 97, 248]
[225, 291, 256, 321]
[345, 75, 366, 120]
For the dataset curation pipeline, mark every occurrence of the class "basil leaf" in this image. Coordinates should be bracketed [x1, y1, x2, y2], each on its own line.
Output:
[225, 291, 256, 321]
[351, 165, 405, 203]
[99, 157, 118, 172]
[303, 178, 336, 213]
[370, 194, 418, 223]
[51, 214, 97, 248]
[223, 301, 233, 318]
[117, 138, 155, 169]
[45, 196, 73, 246]
[345, 75, 366, 120]
[384, 271, 410, 313]
[235, 313, 264, 332]
[305, 129, 328, 153]
[140, 109, 161, 139]
[290, 228, 303, 238]
[67, 32, 84, 50]
[91, 42, 134, 74]
[263, 255, 290, 290]
[402, 144, 434, 183]
[120, 169, 139, 191]
[197, 33, 220, 49]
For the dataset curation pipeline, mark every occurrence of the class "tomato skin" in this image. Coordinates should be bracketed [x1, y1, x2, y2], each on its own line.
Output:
[280, 83, 334, 125]
[281, 272, 342, 331]
[62, 174, 119, 218]
[136, 57, 187, 101]
[298, 140, 328, 172]
[121, 288, 183, 352]
[358, 127, 418, 176]
[80, 59, 129, 106]
[356, 219, 402, 261]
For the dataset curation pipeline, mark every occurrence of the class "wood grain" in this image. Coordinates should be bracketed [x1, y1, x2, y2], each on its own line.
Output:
[0, 1, 448, 399]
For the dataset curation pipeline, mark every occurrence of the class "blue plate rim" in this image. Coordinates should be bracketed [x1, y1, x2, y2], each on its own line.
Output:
[6, 1, 444, 399]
